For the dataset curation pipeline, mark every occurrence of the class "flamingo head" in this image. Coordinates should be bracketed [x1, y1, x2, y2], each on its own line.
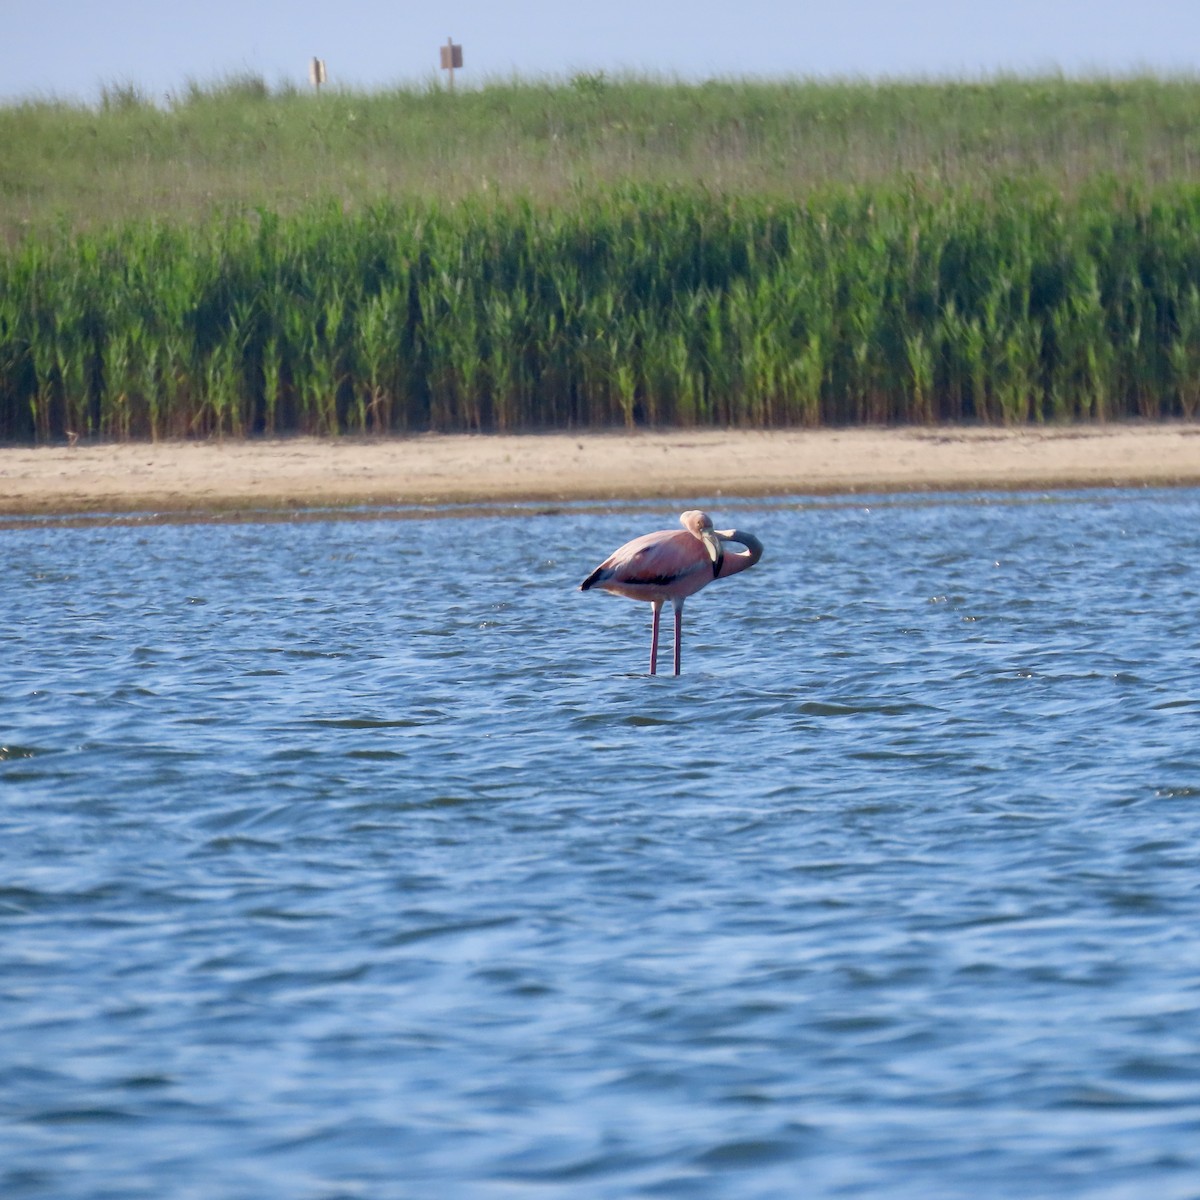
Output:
[680, 510, 724, 578]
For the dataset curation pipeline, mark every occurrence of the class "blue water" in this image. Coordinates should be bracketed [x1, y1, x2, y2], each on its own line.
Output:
[2, 489, 1200, 1199]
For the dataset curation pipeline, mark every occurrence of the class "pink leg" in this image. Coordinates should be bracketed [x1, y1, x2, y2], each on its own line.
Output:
[649, 600, 662, 675]
[672, 598, 684, 676]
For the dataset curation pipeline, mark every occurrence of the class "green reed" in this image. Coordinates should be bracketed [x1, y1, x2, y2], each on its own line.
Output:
[4, 181, 1200, 440]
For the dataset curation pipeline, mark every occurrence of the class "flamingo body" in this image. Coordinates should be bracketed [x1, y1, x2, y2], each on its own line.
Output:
[580, 510, 763, 675]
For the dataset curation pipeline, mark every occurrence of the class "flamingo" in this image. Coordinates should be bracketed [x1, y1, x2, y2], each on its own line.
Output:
[579, 510, 763, 675]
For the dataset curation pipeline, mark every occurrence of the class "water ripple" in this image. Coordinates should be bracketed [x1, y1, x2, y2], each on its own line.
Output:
[1, 489, 1200, 1197]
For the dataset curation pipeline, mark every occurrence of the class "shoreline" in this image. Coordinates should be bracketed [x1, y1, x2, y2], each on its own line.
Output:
[2, 425, 1199, 523]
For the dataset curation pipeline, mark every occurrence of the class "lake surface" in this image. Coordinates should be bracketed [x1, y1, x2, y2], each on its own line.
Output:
[2, 488, 1199, 1199]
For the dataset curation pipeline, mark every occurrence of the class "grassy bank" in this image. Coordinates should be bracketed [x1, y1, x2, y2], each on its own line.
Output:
[5, 73, 1200, 239]
[4, 76, 1200, 439]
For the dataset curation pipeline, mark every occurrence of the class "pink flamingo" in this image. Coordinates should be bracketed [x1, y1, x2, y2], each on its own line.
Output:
[580, 510, 763, 675]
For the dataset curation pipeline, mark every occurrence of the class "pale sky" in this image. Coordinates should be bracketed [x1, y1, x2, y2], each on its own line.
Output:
[4, 0, 1200, 103]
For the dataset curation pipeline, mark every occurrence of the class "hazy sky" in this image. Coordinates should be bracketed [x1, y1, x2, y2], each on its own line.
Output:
[5, 0, 1200, 103]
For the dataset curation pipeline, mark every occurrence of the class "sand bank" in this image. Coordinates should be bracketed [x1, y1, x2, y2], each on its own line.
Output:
[2, 425, 1199, 521]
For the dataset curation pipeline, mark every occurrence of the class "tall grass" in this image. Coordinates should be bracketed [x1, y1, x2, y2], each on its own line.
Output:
[5, 182, 1200, 440]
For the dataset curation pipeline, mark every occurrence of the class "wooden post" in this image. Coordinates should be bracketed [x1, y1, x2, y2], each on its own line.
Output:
[440, 38, 463, 91]
[309, 57, 327, 95]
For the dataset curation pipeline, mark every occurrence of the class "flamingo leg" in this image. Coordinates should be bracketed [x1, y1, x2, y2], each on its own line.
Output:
[672, 598, 684, 676]
[649, 600, 662, 675]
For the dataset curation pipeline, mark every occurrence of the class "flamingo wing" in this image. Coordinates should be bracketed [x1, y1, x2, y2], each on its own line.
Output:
[580, 529, 712, 599]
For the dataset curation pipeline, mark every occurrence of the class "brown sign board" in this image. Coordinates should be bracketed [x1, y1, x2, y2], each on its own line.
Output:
[440, 43, 463, 69]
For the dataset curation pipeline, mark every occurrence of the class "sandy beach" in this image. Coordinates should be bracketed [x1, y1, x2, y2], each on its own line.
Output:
[2, 424, 1199, 521]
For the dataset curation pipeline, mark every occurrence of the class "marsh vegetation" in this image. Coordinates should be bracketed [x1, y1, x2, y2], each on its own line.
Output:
[3, 75, 1200, 438]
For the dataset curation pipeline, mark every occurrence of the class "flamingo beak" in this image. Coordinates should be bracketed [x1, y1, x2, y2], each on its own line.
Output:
[702, 530, 724, 578]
